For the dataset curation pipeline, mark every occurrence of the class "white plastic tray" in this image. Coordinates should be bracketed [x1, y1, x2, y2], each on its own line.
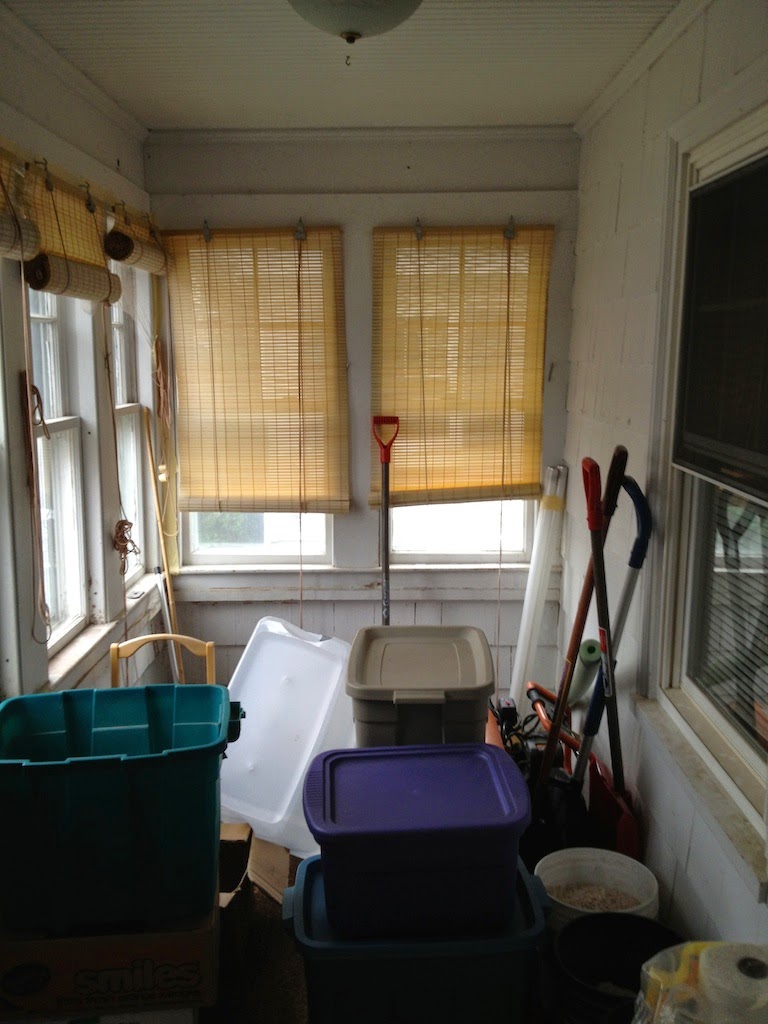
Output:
[220, 616, 355, 857]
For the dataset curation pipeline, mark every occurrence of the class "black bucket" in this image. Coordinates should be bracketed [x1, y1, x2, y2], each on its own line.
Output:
[554, 912, 681, 1024]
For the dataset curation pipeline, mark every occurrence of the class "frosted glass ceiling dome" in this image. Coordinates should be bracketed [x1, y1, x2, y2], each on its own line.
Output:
[287, 0, 424, 43]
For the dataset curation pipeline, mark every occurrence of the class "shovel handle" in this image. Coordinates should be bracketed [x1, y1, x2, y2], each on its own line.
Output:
[372, 416, 400, 463]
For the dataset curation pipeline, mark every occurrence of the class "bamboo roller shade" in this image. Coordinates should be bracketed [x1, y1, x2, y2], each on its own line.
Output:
[163, 227, 350, 513]
[371, 225, 554, 506]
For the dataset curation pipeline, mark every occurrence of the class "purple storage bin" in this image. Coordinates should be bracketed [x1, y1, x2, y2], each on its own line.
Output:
[302, 743, 531, 938]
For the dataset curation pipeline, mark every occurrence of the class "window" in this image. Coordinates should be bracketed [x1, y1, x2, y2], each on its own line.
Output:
[163, 226, 349, 524]
[184, 511, 328, 565]
[28, 289, 87, 651]
[681, 479, 768, 768]
[666, 120, 768, 806]
[392, 500, 530, 562]
[110, 263, 144, 581]
[371, 224, 553, 560]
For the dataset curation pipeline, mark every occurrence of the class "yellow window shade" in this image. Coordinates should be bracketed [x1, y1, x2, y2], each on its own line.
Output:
[164, 226, 350, 514]
[0, 147, 40, 260]
[371, 224, 554, 506]
[25, 163, 108, 269]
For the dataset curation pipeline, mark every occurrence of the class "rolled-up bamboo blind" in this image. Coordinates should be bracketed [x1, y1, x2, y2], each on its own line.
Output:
[0, 140, 166, 298]
[105, 208, 167, 275]
[24, 253, 121, 303]
[0, 149, 40, 260]
[25, 167, 108, 269]
[370, 224, 554, 506]
[163, 226, 350, 513]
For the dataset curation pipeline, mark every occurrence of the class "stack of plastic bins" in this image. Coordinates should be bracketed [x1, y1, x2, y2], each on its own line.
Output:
[0, 684, 241, 934]
[301, 743, 532, 939]
[283, 855, 547, 1024]
[346, 625, 495, 746]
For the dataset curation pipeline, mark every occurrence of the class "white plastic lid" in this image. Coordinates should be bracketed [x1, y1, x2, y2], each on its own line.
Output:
[220, 616, 355, 857]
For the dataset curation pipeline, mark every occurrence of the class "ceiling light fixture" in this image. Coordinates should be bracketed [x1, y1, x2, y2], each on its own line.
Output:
[287, 0, 423, 44]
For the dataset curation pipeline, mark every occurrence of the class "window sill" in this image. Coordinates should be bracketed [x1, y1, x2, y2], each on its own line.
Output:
[43, 575, 162, 692]
[635, 693, 768, 902]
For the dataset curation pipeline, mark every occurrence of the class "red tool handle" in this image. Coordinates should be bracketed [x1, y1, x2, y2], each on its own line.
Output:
[582, 457, 603, 532]
[372, 415, 400, 463]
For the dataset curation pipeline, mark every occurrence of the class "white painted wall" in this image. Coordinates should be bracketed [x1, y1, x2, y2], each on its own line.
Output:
[566, 0, 768, 939]
[0, 5, 146, 196]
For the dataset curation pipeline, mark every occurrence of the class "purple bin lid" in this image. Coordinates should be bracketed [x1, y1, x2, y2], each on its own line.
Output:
[302, 743, 530, 839]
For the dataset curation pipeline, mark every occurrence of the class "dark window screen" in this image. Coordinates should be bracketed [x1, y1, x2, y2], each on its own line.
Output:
[674, 154, 768, 500]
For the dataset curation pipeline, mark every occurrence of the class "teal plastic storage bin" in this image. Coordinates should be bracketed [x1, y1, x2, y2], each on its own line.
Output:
[283, 855, 548, 1024]
[0, 685, 241, 934]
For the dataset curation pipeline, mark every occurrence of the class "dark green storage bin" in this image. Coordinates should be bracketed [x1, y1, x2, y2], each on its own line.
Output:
[283, 855, 548, 1024]
[0, 684, 241, 934]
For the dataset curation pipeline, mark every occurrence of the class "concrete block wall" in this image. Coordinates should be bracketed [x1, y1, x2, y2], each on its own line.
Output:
[566, 0, 768, 940]
[174, 593, 560, 708]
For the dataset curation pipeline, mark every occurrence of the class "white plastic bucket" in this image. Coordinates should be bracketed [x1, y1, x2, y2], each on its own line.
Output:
[534, 847, 659, 933]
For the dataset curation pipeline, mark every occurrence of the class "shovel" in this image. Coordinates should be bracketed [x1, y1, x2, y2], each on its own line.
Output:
[372, 415, 399, 626]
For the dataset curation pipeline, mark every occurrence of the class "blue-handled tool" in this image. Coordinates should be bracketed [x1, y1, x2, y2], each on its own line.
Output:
[572, 476, 652, 787]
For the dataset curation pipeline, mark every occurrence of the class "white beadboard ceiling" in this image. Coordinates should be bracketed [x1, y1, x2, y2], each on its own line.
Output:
[2, 0, 684, 132]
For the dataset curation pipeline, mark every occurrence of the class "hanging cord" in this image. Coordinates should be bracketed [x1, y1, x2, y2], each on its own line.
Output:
[83, 195, 137, 661]
[38, 161, 71, 293]
[415, 220, 430, 504]
[87, 189, 140, 579]
[295, 221, 307, 627]
[1, 168, 51, 643]
[202, 222, 222, 509]
[494, 227, 515, 698]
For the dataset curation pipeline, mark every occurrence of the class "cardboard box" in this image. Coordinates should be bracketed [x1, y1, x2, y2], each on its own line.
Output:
[16, 1010, 198, 1024]
[0, 910, 217, 1020]
[0, 825, 255, 1022]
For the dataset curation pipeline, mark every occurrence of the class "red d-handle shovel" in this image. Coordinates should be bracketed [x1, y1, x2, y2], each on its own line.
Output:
[373, 416, 399, 625]
[583, 457, 625, 797]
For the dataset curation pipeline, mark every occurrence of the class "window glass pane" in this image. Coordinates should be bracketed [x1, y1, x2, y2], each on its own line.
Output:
[189, 512, 327, 559]
[116, 410, 143, 578]
[685, 478, 768, 757]
[110, 263, 137, 406]
[392, 500, 527, 557]
[28, 291, 65, 418]
[37, 425, 85, 641]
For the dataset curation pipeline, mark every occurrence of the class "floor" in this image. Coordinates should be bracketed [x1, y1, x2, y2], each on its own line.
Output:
[200, 844, 308, 1024]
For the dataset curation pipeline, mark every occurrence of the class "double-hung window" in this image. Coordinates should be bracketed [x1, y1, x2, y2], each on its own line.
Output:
[371, 225, 553, 562]
[110, 263, 144, 582]
[28, 289, 87, 651]
[664, 114, 768, 819]
[164, 226, 349, 566]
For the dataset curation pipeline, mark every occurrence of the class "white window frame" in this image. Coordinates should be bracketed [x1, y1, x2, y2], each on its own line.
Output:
[182, 511, 332, 567]
[115, 402, 145, 584]
[657, 100, 768, 828]
[27, 291, 89, 655]
[35, 415, 87, 654]
[391, 499, 535, 565]
[110, 263, 145, 585]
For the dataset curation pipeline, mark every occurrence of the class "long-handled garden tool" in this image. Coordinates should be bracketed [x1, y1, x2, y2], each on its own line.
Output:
[572, 476, 652, 786]
[534, 445, 628, 797]
[583, 456, 624, 794]
[372, 415, 399, 626]
[519, 446, 628, 870]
